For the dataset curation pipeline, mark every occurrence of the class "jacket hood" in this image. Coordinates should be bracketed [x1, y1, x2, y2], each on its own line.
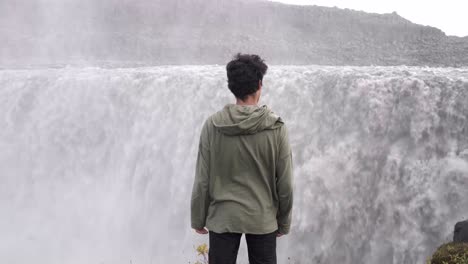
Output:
[211, 104, 283, 136]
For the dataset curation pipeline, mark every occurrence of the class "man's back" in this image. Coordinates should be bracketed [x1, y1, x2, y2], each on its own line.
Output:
[191, 104, 293, 235]
[190, 53, 293, 264]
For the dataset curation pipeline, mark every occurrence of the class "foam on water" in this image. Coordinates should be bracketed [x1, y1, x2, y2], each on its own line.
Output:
[0, 66, 467, 264]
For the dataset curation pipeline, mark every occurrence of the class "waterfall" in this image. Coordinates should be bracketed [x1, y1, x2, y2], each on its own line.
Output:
[1, 65, 467, 264]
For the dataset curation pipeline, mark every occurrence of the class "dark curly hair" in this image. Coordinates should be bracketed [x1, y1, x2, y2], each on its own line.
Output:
[226, 53, 268, 101]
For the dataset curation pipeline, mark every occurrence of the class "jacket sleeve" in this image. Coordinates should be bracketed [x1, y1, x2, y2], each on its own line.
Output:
[190, 120, 211, 230]
[276, 125, 293, 234]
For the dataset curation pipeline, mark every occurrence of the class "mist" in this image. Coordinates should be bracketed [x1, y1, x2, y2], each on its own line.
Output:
[1, 1, 468, 264]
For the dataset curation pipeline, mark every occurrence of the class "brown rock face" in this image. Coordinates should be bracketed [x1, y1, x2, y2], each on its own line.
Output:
[1, 0, 468, 67]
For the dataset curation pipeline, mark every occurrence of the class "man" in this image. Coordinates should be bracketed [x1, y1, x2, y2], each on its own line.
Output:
[190, 53, 293, 264]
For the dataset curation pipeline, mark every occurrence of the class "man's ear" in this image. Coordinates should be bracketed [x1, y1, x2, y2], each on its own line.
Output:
[259, 79, 263, 90]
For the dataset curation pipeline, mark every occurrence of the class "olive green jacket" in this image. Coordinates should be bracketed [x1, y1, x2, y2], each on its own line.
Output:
[190, 104, 293, 234]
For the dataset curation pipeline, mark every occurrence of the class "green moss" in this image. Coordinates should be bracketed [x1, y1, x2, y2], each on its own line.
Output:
[428, 242, 468, 264]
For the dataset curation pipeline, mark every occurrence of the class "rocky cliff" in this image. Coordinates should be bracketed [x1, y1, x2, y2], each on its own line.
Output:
[1, 0, 467, 66]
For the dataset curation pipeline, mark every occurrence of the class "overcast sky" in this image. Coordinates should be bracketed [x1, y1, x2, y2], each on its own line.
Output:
[268, 0, 468, 37]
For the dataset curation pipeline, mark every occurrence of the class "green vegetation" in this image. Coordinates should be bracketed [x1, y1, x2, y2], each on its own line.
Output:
[427, 242, 468, 264]
[193, 243, 209, 264]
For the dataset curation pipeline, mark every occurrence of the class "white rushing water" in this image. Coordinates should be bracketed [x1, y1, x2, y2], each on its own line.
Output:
[1, 65, 468, 264]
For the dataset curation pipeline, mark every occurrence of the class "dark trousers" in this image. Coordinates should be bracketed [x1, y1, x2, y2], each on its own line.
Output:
[208, 231, 277, 264]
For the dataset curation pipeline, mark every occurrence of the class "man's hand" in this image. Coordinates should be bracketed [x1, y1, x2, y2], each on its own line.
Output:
[276, 232, 284, 238]
[195, 228, 209, 234]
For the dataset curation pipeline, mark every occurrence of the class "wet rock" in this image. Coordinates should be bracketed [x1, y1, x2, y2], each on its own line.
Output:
[454, 220, 468, 243]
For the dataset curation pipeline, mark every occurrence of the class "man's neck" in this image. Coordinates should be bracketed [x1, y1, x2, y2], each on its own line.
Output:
[236, 97, 258, 106]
